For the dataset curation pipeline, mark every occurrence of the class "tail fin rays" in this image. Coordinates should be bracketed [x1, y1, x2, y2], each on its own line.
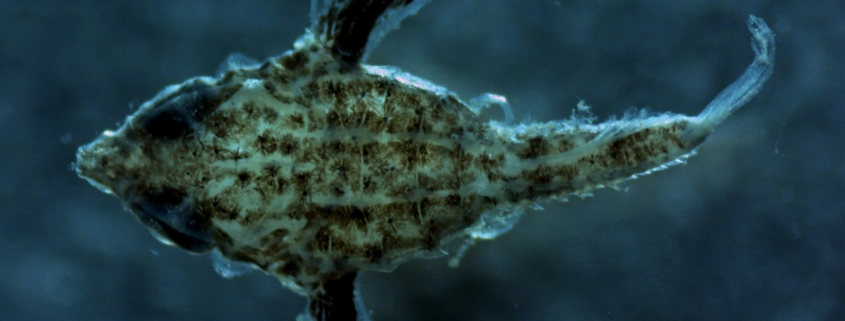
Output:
[696, 15, 775, 129]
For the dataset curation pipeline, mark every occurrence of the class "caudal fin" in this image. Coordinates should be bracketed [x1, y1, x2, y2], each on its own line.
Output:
[696, 15, 775, 129]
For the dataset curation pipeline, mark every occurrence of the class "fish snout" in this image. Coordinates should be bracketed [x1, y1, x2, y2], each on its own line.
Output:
[75, 131, 134, 195]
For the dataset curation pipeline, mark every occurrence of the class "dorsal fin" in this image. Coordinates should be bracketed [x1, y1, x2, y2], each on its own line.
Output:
[311, 0, 430, 64]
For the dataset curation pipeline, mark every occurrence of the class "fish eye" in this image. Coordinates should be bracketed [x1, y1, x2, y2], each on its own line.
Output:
[141, 82, 217, 140]
[144, 105, 194, 139]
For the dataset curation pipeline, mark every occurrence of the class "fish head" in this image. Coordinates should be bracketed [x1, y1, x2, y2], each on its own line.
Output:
[75, 77, 244, 253]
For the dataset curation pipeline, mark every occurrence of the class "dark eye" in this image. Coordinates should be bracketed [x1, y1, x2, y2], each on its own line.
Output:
[144, 107, 193, 139]
[129, 186, 214, 253]
[142, 82, 217, 140]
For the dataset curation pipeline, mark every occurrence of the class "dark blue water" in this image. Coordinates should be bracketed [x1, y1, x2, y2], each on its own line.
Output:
[2, 0, 843, 320]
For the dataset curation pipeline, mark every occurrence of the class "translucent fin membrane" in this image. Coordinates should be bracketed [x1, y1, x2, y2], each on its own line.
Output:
[696, 15, 775, 129]
[215, 53, 260, 78]
[310, 0, 431, 63]
[469, 93, 515, 124]
[210, 248, 258, 278]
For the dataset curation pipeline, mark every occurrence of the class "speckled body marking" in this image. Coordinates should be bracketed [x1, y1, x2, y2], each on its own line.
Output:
[75, 1, 775, 320]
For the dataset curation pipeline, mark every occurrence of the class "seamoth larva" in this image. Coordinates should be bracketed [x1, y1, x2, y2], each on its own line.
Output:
[75, 1, 774, 320]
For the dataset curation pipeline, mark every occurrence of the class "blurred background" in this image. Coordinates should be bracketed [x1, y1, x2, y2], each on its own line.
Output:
[2, 0, 843, 320]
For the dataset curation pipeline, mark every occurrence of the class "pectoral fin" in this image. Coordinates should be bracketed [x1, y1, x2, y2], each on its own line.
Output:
[311, 0, 430, 64]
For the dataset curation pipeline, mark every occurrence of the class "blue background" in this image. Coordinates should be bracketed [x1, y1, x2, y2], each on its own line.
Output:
[2, 0, 843, 320]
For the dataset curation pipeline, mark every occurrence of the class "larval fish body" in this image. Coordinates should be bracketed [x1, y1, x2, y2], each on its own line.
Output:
[75, 1, 774, 320]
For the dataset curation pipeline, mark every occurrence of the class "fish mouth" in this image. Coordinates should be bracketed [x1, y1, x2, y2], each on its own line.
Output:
[75, 131, 125, 195]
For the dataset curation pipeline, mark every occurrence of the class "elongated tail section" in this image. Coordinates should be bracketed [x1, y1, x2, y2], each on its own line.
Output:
[488, 110, 696, 205]
[484, 16, 774, 206]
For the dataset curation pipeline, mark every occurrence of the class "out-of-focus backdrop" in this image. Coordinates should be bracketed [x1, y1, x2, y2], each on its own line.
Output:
[2, 0, 843, 320]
